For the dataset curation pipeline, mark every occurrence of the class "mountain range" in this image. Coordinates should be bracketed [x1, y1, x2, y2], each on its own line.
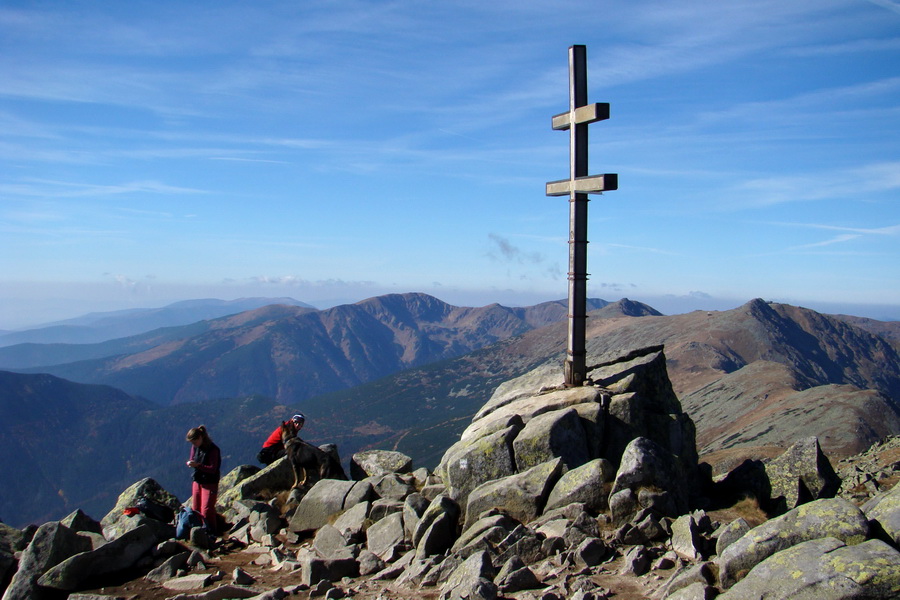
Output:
[0, 293, 609, 404]
[1, 293, 898, 529]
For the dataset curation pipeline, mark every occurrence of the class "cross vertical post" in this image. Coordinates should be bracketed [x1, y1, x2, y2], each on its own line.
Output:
[546, 45, 618, 387]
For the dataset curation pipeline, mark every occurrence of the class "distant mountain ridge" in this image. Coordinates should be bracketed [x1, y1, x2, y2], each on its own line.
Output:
[0, 297, 316, 348]
[3, 293, 610, 405]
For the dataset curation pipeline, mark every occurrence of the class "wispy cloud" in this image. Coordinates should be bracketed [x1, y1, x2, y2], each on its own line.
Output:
[864, 0, 900, 16]
[787, 233, 862, 250]
[732, 161, 900, 207]
[1, 178, 208, 199]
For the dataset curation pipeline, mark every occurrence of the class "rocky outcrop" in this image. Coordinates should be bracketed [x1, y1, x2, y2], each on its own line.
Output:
[439, 347, 702, 524]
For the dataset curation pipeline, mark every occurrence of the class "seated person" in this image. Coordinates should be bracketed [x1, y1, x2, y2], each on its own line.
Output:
[257, 413, 305, 465]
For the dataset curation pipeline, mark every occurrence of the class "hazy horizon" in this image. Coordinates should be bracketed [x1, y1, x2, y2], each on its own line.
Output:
[1, 285, 898, 332]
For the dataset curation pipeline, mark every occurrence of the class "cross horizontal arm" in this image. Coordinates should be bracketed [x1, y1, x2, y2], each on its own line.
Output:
[546, 174, 618, 196]
[551, 103, 610, 131]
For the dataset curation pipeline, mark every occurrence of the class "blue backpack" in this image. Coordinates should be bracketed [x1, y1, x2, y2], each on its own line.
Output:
[175, 507, 203, 539]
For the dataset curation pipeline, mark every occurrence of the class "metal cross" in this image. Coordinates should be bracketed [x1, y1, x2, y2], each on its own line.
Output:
[546, 45, 618, 387]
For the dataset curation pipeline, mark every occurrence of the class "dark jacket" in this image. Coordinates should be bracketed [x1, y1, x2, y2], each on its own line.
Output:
[190, 442, 221, 485]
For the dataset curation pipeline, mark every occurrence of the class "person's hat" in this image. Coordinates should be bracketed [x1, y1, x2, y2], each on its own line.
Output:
[291, 414, 305, 424]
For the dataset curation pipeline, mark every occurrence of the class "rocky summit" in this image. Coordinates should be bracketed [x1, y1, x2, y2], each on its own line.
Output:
[3, 346, 900, 600]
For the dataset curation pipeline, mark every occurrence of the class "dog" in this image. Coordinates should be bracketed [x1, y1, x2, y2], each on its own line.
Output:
[279, 422, 345, 488]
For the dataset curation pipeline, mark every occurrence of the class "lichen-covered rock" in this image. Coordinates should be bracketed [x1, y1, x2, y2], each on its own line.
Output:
[439, 421, 521, 510]
[452, 511, 519, 555]
[714, 517, 751, 557]
[289, 479, 374, 533]
[370, 474, 416, 502]
[512, 407, 590, 472]
[402, 493, 429, 541]
[765, 436, 840, 513]
[545, 458, 614, 514]
[350, 450, 413, 479]
[464, 458, 564, 530]
[314, 524, 357, 560]
[217, 458, 293, 510]
[719, 537, 900, 599]
[717, 497, 870, 588]
[863, 478, 900, 546]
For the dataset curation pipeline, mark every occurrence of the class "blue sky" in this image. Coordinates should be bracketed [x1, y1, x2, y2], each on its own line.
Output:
[2, 0, 899, 329]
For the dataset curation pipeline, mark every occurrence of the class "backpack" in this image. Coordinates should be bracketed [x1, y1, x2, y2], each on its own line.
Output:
[175, 507, 203, 539]
[136, 497, 175, 523]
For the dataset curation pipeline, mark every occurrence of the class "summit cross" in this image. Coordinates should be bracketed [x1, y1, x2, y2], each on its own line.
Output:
[546, 44, 618, 387]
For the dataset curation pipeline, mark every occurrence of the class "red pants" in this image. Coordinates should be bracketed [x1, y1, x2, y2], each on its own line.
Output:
[192, 481, 218, 533]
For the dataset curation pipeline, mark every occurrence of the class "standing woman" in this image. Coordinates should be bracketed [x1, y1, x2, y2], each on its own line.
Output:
[186, 425, 221, 533]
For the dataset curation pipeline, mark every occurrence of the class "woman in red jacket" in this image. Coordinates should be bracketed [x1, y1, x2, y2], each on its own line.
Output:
[257, 413, 305, 465]
[186, 425, 221, 533]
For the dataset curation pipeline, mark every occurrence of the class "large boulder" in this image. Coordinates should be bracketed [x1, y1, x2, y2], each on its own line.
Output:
[100, 478, 180, 538]
[609, 436, 690, 520]
[2, 521, 92, 600]
[413, 495, 461, 559]
[512, 407, 590, 472]
[439, 419, 522, 510]
[350, 450, 413, 479]
[367, 512, 407, 561]
[217, 464, 261, 498]
[37, 522, 163, 591]
[217, 458, 294, 509]
[719, 537, 900, 599]
[464, 458, 563, 530]
[288, 479, 374, 533]
[544, 458, 614, 514]
[765, 436, 840, 513]
[717, 497, 870, 589]
[464, 387, 602, 446]
[863, 478, 900, 546]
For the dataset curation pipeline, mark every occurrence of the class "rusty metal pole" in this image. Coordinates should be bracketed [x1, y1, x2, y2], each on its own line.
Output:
[546, 45, 617, 387]
[567, 45, 589, 387]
